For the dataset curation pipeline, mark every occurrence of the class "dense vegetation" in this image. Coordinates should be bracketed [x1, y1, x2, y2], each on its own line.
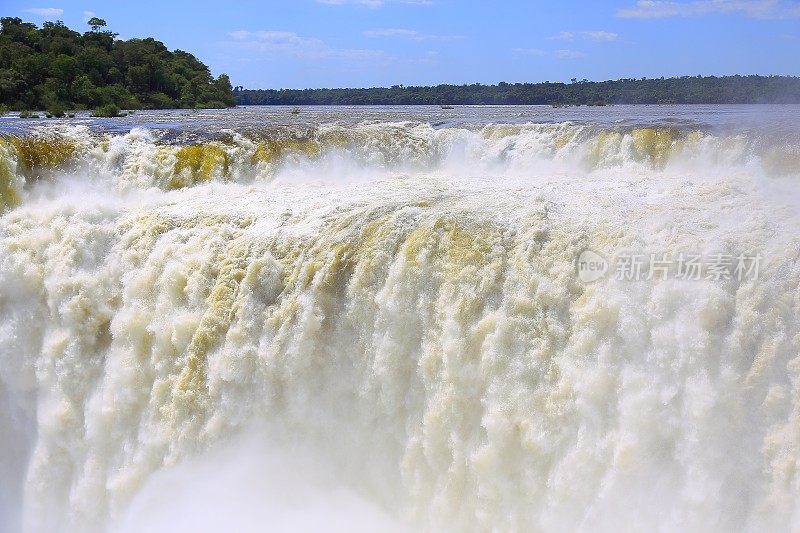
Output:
[0, 17, 235, 113]
[234, 76, 800, 106]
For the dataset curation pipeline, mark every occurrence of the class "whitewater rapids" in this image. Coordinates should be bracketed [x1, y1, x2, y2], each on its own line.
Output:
[1, 107, 800, 532]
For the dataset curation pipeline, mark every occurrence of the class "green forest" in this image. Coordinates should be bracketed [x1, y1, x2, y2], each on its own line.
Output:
[234, 75, 800, 106]
[0, 17, 235, 114]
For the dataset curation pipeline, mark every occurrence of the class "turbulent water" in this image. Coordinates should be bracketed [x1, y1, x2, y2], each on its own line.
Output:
[1, 104, 800, 532]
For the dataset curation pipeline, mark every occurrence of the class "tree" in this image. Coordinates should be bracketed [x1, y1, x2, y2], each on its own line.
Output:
[231, 76, 800, 106]
[87, 17, 106, 32]
[0, 17, 236, 110]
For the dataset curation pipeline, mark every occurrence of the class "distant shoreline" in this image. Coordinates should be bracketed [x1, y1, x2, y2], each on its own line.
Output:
[232, 102, 800, 107]
[234, 75, 800, 107]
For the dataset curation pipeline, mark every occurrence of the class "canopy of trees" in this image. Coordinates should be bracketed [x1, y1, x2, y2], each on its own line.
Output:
[234, 76, 800, 106]
[0, 17, 235, 111]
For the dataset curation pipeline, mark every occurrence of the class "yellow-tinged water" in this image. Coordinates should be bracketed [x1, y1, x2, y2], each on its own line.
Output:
[0, 142, 22, 211]
[0, 122, 795, 201]
[169, 144, 230, 189]
[0, 115, 800, 533]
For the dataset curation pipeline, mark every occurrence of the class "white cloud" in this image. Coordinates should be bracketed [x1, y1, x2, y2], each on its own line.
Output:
[83, 10, 96, 21]
[22, 7, 64, 18]
[512, 48, 546, 56]
[317, 0, 432, 7]
[363, 28, 464, 41]
[226, 30, 383, 60]
[617, 0, 800, 19]
[549, 30, 619, 41]
[556, 49, 587, 59]
[582, 30, 619, 41]
[549, 31, 576, 41]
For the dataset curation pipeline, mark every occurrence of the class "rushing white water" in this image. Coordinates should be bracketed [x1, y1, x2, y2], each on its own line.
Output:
[1, 107, 800, 532]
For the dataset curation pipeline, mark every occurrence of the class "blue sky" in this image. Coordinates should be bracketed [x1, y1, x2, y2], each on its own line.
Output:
[6, 0, 800, 88]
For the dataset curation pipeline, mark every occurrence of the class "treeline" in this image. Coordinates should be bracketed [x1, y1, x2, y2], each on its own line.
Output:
[234, 75, 800, 106]
[0, 17, 235, 113]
